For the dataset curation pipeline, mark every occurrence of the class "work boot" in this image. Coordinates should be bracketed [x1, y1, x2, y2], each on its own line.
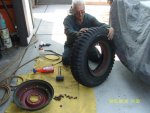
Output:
[62, 56, 70, 66]
[62, 45, 71, 66]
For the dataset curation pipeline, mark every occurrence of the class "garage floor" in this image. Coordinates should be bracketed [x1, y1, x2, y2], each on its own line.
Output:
[0, 5, 150, 113]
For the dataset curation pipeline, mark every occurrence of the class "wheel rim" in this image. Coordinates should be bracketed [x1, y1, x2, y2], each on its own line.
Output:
[87, 40, 111, 77]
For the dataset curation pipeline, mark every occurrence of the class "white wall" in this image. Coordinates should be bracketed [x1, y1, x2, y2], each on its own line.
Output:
[22, 0, 34, 43]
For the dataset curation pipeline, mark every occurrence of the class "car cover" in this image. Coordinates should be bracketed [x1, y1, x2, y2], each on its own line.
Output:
[110, 0, 150, 85]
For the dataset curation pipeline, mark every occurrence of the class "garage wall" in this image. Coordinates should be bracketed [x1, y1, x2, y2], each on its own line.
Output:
[38, 0, 72, 5]
[37, 0, 108, 5]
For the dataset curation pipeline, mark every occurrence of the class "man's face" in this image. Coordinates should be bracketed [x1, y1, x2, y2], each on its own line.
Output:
[74, 4, 85, 22]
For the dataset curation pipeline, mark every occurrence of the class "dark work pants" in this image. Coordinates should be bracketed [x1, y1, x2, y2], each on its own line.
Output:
[0, 40, 2, 59]
[62, 45, 72, 65]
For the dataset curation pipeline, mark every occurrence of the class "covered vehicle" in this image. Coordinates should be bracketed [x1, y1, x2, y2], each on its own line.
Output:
[110, 0, 150, 85]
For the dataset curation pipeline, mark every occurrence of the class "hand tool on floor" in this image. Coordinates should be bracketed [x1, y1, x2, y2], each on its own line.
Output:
[39, 41, 51, 50]
[56, 66, 64, 82]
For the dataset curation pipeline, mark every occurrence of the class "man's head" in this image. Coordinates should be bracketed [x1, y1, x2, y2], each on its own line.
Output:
[107, 0, 113, 5]
[72, 0, 85, 23]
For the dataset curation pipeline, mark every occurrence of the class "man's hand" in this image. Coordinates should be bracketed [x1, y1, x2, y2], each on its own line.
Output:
[79, 28, 89, 33]
[107, 27, 114, 40]
[77, 28, 89, 37]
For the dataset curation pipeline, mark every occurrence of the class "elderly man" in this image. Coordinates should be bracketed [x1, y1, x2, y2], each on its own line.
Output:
[62, 0, 114, 65]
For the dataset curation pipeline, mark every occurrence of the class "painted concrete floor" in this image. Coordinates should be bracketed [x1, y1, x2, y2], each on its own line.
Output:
[32, 5, 150, 113]
[0, 5, 150, 113]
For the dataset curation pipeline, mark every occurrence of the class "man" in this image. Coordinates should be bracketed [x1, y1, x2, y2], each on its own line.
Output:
[62, 0, 114, 65]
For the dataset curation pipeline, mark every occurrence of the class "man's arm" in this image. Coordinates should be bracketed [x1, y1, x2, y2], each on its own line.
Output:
[91, 16, 114, 40]
[63, 16, 79, 38]
[91, 16, 110, 28]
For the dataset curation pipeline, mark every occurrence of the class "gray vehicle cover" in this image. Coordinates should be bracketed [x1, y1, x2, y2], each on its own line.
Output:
[110, 0, 150, 84]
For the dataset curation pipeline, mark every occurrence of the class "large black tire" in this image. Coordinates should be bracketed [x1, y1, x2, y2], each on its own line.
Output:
[71, 27, 115, 87]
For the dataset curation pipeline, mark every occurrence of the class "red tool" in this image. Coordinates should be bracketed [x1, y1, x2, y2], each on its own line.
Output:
[33, 66, 54, 74]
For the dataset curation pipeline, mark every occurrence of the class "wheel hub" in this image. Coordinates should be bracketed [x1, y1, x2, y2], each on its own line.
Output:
[13, 80, 54, 111]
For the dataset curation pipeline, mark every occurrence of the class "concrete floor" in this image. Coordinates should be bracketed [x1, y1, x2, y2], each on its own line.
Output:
[0, 4, 150, 113]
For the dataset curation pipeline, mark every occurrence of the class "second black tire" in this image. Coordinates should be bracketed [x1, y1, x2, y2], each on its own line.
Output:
[71, 27, 115, 87]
